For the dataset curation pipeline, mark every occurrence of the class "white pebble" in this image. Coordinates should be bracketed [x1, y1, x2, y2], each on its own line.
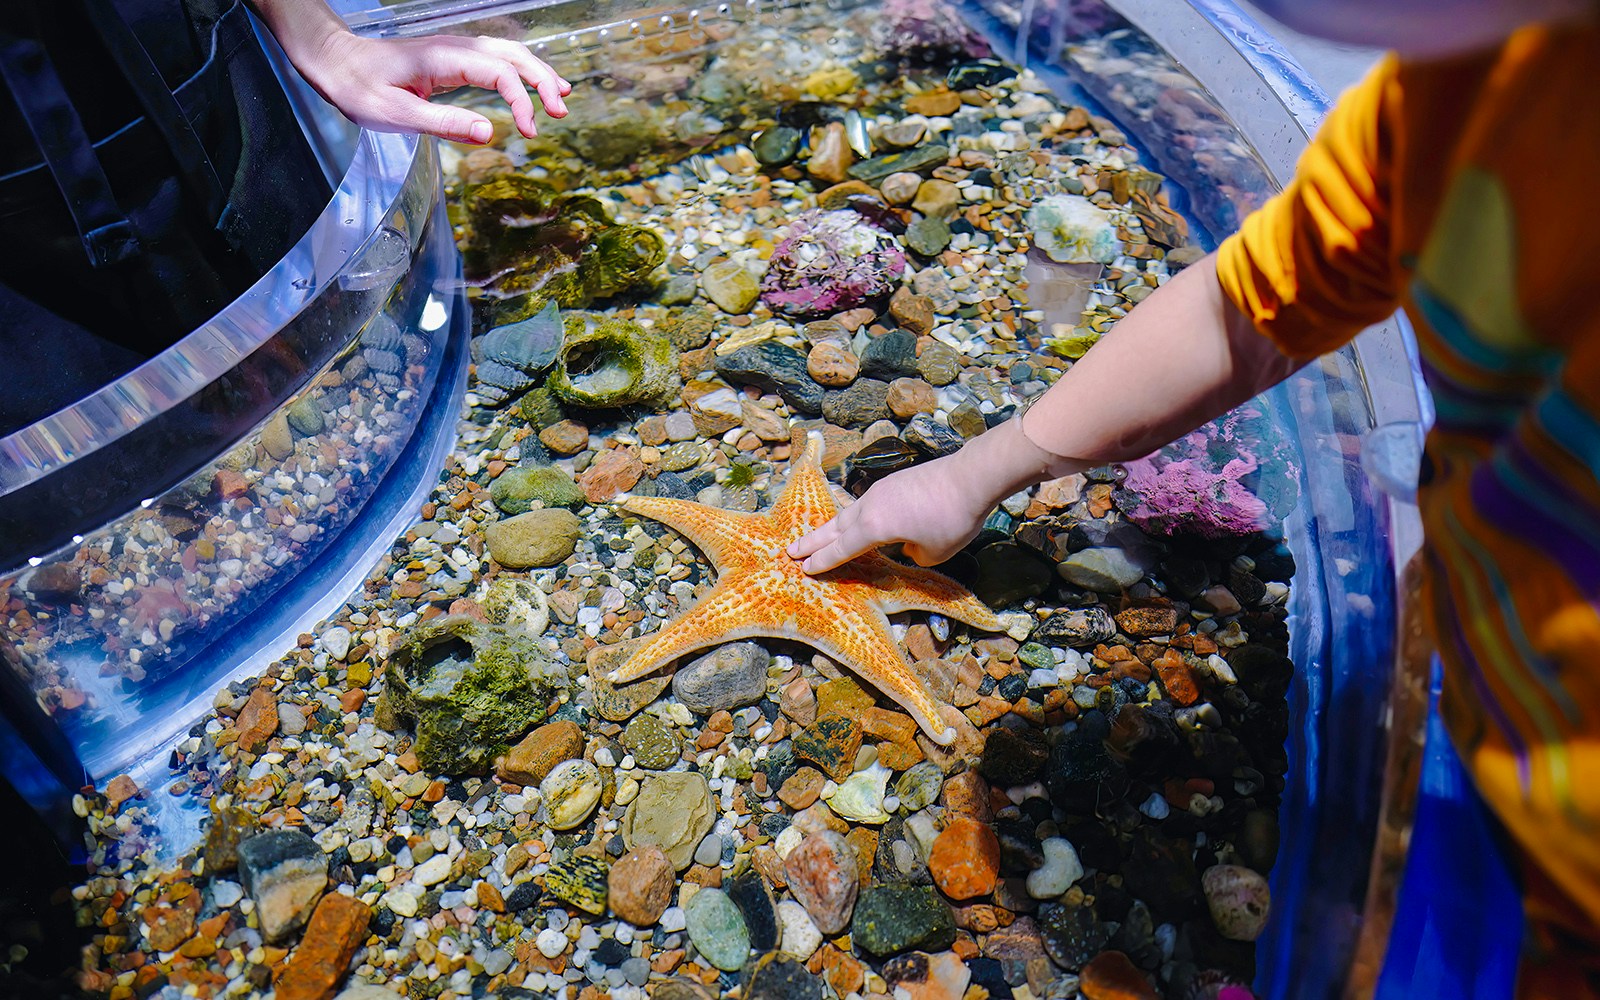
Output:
[537, 927, 568, 958]
[1026, 837, 1084, 899]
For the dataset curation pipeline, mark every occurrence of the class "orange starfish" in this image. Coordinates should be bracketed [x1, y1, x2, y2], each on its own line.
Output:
[615, 431, 1003, 744]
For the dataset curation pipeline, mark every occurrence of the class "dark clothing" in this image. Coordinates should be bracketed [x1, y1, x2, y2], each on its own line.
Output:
[0, 0, 329, 434]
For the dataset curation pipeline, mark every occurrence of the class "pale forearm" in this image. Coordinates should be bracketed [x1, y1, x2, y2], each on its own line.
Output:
[249, 0, 350, 77]
[953, 252, 1299, 504]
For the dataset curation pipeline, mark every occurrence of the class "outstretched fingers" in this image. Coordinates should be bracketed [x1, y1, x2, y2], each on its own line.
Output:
[788, 503, 883, 575]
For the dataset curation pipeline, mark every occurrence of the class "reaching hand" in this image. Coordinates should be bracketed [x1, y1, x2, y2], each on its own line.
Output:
[301, 33, 571, 144]
[787, 454, 997, 573]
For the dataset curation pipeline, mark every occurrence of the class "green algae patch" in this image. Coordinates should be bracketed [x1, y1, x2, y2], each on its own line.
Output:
[549, 314, 681, 409]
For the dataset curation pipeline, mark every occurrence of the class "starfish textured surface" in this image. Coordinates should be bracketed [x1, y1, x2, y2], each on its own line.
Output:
[616, 431, 1002, 744]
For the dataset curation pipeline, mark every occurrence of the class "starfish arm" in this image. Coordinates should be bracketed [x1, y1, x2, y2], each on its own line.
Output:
[622, 497, 765, 568]
[851, 553, 1005, 631]
[771, 432, 840, 535]
[605, 572, 796, 684]
[808, 600, 960, 746]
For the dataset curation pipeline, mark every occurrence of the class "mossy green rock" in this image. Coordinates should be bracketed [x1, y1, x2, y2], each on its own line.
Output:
[516, 385, 566, 429]
[549, 314, 681, 409]
[490, 465, 585, 514]
[850, 885, 957, 956]
[621, 714, 681, 770]
[379, 614, 564, 774]
[545, 853, 610, 915]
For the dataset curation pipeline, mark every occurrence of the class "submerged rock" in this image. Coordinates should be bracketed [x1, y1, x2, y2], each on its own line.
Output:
[474, 300, 566, 406]
[761, 210, 906, 319]
[237, 830, 327, 944]
[1029, 194, 1119, 265]
[685, 888, 750, 972]
[461, 176, 665, 316]
[489, 464, 585, 513]
[851, 885, 956, 956]
[377, 614, 564, 774]
[549, 314, 681, 409]
[623, 772, 717, 870]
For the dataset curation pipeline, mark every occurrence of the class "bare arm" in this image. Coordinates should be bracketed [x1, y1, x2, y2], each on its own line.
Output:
[789, 253, 1302, 572]
[251, 0, 570, 144]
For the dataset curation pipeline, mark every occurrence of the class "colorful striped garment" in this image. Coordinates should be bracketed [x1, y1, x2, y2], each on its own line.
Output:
[1214, 21, 1600, 994]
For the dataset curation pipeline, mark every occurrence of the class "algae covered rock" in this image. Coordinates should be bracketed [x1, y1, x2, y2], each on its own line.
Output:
[461, 176, 666, 319]
[549, 314, 681, 409]
[490, 464, 586, 513]
[378, 614, 565, 774]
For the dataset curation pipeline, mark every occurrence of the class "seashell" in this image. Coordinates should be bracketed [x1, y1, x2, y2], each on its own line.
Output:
[481, 577, 551, 636]
[823, 761, 891, 824]
[844, 109, 873, 159]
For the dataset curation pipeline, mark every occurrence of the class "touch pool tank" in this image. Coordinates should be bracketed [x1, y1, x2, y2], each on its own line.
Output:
[0, 1, 1441, 998]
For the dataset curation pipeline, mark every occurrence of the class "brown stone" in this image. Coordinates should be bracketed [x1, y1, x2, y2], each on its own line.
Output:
[609, 845, 675, 926]
[816, 677, 875, 717]
[807, 343, 860, 388]
[940, 771, 993, 822]
[779, 676, 817, 727]
[793, 715, 864, 783]
[142, 903, 196, 952]
[817, 180, 879, 211]
[927, 816, 1000, 900]
[214, 468, 250, 500]
[1079, 950, 1158, 1000]
[778, 767, 827, 810]
[880, 171, 922, 205]
[860, 707, 918, 746]
[1116, 601, 1179, 638]
[912, 179, 961, 221]
[588, 642, 673, 722]
[807, 123, 853, 184]
[1152, 649, 1201, 706]
[578, 447, 644, 503]
[105, 774, 140, 807]
[235, 686, 279, 753]
[904, 90, 961, 117]
[783, 831, 859, 934]
[886, 378, 937, 420]
[274, 893, 372, 1000]
[539, 419, 590, 456]
[889, 287, 936, 337]
[477, 881, 505, 913]
[497, 720, 584, 785]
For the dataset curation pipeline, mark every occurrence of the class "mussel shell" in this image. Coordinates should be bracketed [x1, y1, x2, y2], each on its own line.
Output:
[946, 60, 1017, 90]
[844, 437, 921, 497]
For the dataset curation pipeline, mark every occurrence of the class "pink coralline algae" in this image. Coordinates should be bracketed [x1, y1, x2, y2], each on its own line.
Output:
[870, 0, 992, 63]
[760, 210, 907, 319]
[1123, 411, 1283, 538]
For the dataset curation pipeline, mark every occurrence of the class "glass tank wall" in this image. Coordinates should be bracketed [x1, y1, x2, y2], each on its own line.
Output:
[0, 53, 470, 829]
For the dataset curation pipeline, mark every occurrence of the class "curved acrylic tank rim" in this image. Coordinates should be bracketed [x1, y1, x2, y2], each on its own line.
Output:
[0, 129, 424, 499]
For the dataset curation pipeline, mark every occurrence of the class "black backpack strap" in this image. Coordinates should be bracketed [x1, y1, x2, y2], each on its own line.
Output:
[0, 30, 140, 267]
[79, 0, 228, 224]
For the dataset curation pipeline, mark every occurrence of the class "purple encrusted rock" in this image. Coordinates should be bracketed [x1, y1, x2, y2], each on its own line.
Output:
[1122, 409, 1284, 539]
[760, 210, 907, 319]
[870, 0, 992, 63]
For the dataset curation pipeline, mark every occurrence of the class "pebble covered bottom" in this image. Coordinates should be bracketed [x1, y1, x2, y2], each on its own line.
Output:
[40, 3, 1301, 1000]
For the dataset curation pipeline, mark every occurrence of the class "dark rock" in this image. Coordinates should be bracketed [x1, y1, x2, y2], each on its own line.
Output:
[745, 953, 821, 1000]
[972, 542, 1053, 608]
[1120, 826, 1203, 921]
[715, 342, 825, 415]
[726, 872, 779, 952]
[848, 144, 950, 182]
[503, 880, 542, 911]
[1035, 607, 1116, 648]
[822, 379, 892, 429]
[858, 330, 919, 381]
[872, 816, 932, 886]
[1038, 902, 1109, 971]
[851, 885, 956, 957]
[904, 413, 965, 456]
[237, 830, 327, 944]
[979, 728, 1049, 786]
[753, 127, 802, 166]
[905, 216, 952, 256]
